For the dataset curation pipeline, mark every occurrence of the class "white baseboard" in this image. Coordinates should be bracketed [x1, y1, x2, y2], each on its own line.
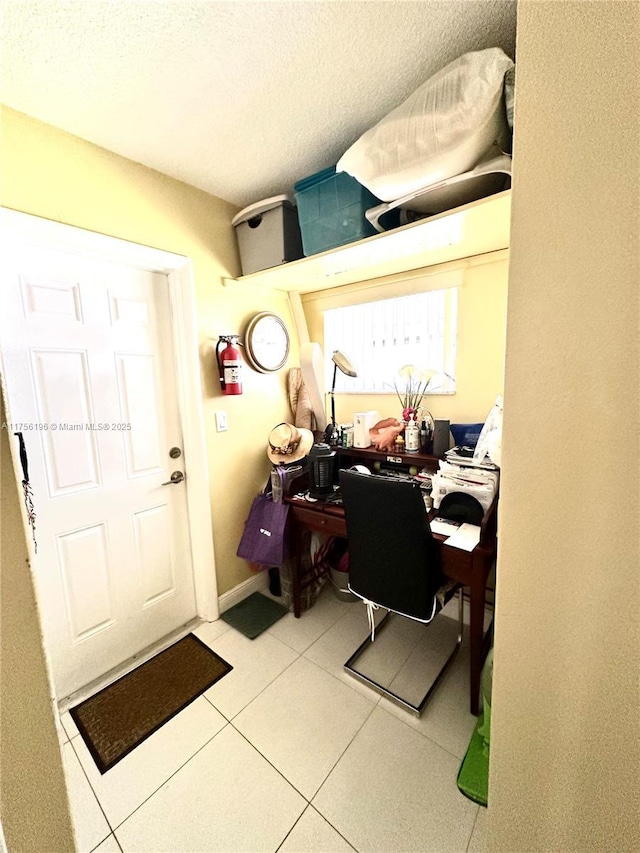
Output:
[57, 574, 272, 713]
[218, 572, 269, 614]
[217, 574, 493, 626]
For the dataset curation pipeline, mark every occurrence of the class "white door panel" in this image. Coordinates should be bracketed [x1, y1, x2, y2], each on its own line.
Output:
[56, 523, 115, 641]
[134, 504, 176, 606]
[31, 348, 102, 495]
[116, 353, 163, 475]
[21, 276, 83, 321]
[1, 244, 197, 698]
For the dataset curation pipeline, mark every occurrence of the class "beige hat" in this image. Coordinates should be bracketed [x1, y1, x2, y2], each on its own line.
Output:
[267, 422, 314, 465]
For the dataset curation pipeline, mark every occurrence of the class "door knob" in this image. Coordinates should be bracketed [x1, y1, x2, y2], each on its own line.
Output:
[162, 471, 185, 485]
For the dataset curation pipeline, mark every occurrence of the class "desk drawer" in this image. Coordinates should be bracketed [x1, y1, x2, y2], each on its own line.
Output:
[440, 547, 474, 585]
[439, 543, 493, 586]
[290, 505, 347, 538]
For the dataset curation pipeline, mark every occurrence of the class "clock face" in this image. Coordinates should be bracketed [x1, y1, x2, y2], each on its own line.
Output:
[244, 312, 290, 373]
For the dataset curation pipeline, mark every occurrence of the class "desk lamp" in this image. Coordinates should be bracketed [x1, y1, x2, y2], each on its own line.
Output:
[324, 350, 358, 445]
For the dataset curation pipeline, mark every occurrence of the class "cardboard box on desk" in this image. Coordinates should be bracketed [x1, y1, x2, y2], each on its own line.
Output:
[353, 411, 379, 447]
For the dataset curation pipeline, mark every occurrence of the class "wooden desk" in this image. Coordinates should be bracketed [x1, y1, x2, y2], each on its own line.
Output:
[335, 444, 440, 474]
[285, 492, 497, 716]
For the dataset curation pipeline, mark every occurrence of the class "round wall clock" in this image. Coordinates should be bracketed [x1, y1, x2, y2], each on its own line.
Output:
[244, 312, 290, 373]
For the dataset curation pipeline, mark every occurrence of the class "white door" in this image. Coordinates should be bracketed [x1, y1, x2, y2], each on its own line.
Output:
[1, 242, 198, 699]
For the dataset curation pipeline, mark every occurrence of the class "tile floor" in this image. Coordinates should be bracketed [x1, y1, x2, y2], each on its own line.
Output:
[59, 586, 489, 853]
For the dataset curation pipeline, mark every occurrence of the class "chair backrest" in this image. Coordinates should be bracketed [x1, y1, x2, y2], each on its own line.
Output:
[339, 470, 443, 621]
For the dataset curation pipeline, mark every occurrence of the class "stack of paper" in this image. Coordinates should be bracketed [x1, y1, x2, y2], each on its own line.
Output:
[431, 516, 482, 551]
[430, 517, 462, 537]
[438, 460, 499, 490]
[444, 448, 499, 471]
[443, 523, 482, 551]
[431, 448, 499, 512]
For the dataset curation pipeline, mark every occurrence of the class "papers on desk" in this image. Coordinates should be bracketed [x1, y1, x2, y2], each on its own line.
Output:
[431, 517, 481, 550]
[431, 517, 461, 537]
[444, 448, 499, 471]
[443, 523, 481, 551]
[431, 452, 499, 516]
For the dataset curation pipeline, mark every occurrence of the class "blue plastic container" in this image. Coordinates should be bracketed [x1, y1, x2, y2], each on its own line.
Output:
[294, 167, 380, 256]
[450, 423, 485, 448]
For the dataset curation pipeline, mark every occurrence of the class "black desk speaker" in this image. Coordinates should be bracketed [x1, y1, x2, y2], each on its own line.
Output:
[433, 419, 451, 458]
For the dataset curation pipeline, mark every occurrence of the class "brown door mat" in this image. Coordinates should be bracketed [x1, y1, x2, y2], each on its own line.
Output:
[70, 634, 232, 774]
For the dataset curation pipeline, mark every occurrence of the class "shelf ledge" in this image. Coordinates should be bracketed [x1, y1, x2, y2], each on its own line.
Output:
[233, 190, 511, 294]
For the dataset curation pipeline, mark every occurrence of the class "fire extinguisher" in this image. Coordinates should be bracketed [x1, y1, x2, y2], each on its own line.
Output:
[216, 335, 243, 395]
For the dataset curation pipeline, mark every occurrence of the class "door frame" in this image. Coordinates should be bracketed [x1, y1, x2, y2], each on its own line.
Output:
[0, 207, 218, 622]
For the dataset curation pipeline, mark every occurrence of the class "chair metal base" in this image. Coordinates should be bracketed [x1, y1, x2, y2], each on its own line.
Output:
[343, 589, 464, 717]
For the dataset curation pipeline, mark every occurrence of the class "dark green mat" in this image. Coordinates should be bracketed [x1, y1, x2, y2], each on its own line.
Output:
[457, 715, 489, 806]
[221, 592, 287, 639]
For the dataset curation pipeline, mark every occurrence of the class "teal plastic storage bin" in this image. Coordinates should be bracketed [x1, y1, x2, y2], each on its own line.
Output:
[294, 167, 380, 256]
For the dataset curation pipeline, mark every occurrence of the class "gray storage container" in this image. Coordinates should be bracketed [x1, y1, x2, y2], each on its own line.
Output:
[232, 195, 303, 275]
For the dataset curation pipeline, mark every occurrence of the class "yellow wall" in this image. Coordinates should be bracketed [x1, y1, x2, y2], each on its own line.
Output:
[0, 395, 76, 852]
[489, 3, 639, 852]
[0, 106, 296, 598]
[302, 254, 508, 426]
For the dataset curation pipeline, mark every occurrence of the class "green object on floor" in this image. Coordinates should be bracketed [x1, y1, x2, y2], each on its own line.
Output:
[457, 715, 489, 806]
[221, 592, 287, 639]
[458, 647, 493, 807]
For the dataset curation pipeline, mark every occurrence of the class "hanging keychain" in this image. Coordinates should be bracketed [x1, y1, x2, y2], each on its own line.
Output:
[14, 432, 37, 553]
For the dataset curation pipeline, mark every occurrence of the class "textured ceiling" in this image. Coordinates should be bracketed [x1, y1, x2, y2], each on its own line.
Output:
[1, 1, 517, 208]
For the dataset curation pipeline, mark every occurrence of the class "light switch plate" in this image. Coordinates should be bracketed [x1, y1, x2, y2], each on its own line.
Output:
[215, 411, 228, 432]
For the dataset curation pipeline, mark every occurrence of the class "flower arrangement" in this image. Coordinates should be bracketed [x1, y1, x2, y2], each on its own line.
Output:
[394, 365, 436, 421]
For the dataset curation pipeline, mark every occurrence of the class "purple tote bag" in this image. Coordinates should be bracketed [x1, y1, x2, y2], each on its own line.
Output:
[237, 489, 289, 568]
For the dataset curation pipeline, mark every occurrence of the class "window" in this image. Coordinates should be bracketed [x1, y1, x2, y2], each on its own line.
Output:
[324, 288, 457, 394]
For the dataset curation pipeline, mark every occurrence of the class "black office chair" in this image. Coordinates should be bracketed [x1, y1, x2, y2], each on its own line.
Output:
[339, 469, 463, 716]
